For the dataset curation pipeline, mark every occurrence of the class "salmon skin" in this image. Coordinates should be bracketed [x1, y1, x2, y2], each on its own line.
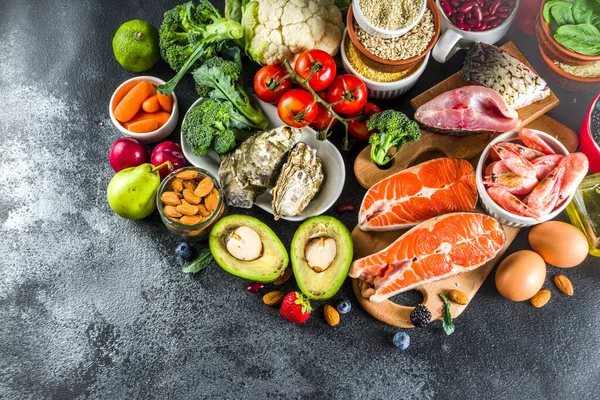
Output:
[358, 158, 478, 231]
[350, 213, 505, 303]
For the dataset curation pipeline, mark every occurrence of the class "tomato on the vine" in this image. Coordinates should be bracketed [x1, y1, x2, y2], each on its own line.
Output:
[326, 74, 368, 115]
[294, 49, 336, 92]
[348, 102, 381, 140]
[277, 89, 318, 128]
[253, 65, 292, 104]
[309, 91, 337, 130]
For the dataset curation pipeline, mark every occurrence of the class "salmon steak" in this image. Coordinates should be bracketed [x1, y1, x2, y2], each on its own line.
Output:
[358, 158, 478, 231]
[350, 213, 505, 303]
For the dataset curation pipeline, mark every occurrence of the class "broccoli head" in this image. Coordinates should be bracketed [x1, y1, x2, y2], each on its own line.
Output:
[211, 130, 236, 155]
[182, 99, 231, 156]
[366, 110, 421, 166]
[157, 1, 243, 96]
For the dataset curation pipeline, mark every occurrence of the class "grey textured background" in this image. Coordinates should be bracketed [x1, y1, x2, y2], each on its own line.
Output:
[1, 1, 599, 399]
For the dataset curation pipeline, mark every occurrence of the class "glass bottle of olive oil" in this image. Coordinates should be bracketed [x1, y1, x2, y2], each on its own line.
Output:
[566, 173, 600, 257]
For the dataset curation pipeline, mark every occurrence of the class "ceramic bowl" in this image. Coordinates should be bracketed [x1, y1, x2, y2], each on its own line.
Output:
[537, 43, 600, 92]
[109, 76, 179, 144]
[346, 0, 441, 72]
[476, 130, 570, 228]
[432, 0, 519, 63]
[352, 0, 427, 38]
[180, 97, 345, 222]
[341, 29, 430, 99]
[535, 1, 600, 67]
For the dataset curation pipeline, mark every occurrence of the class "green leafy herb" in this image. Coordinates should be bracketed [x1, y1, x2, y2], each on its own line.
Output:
[439, 294, 455, 335]
[182, 249, 213, 274]
[551, 2, 576, 25]
[555, 23, 600, 55]
[544, 0, 568, 24]
[572, 0, 600, 27]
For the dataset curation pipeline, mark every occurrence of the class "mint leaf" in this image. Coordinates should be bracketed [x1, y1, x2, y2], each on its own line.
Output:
[182, 249, 213, 274]
[439, 294, 455, 335]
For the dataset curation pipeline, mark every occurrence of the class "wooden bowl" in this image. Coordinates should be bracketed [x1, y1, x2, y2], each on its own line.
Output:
[536, 1, 600, 66]
[346, 0, 440, 72]
[538, 43, 600, 92]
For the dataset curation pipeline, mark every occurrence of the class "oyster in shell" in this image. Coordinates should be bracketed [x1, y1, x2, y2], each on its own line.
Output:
[219, 126, 302, 208]
[271, 143, 324, 220]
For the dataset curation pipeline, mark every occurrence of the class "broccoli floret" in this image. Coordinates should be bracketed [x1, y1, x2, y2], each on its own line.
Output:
[212, 130, 237, 154]
[157, 1, 243, 96]
[192, 57, 267, 130]
[366, 110, 421, 166]
[182, 100, 232, 156]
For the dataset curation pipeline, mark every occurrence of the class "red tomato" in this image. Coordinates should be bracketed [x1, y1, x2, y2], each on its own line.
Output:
[348, 102, 381, 140]
[326, 74, 368, 115]
[309, 91, 337, 130]
[253, 65, 292, 103]
[294, 49, 336, 91]
[277, 89, 318, 128]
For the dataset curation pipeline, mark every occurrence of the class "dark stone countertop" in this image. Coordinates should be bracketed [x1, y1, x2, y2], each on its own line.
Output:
[1, 1, 599, 399]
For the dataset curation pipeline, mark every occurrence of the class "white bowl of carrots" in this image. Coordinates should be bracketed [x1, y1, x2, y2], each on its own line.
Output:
[109, 76, 178, 144]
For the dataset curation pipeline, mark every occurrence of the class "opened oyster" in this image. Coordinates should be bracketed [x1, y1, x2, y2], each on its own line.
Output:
[271, 143, 324, 220]
[219, 126, 303, 208]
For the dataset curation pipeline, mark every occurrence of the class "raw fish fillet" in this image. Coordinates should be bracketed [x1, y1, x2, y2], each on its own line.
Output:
[463, 43, 550, 110]
[350, 213, 506, 303]
[358, 158, 478, 231]
[414, 86, 521, 136]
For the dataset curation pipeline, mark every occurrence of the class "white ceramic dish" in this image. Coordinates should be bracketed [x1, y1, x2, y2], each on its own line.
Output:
[109, 76, 179, 144]
[181, 97, 346, 221]
[432, 0, 520, 63]
[353, 0, 427, 39]
[476, 129, 570, 228]
[341, 29, 430, 99]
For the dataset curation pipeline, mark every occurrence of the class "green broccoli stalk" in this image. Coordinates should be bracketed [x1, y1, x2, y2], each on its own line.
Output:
[366, 110, 421, 166]
[192, 57, 267, 130]
[157, 1, 243, 96]
[182, 99, 236, 156]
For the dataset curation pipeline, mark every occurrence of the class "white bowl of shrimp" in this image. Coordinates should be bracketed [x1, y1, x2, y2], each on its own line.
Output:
[476, 128, 579, 228]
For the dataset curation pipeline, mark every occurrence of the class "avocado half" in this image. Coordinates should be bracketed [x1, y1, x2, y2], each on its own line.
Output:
[209, 215, 288, 283]
[290, 216, 353, 300]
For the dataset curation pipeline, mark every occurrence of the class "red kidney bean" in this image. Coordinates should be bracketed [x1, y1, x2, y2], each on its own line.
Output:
[473, 5, 483, 21]
[473, 23, 489, 31]
[458, 1, 478, 12]
[336, 203, 355, 214]
[482, 10, 489, 16]
[496, 11, 509, 18]
[466, 18, 481, 27]
[490, 18, 503, 27]
[441, 0, 453, 16]
[497, 5, 512, 13]
[247, 282, 264, 293]
[451, 0, 459, 6]
[489, 0, 501, 14]
[483, 14, 498, 22]
[456, 22, 473, 30]
[456, 12, 465, 21]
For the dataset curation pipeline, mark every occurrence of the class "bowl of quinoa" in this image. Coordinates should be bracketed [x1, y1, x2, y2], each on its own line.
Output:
[353, 0, 427, 38]
[347, 0, 440, 72]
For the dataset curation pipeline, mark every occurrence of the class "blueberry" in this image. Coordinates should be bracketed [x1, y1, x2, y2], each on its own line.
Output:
[392, 332, 410, 350]
[595, 99, 600, 111]
[336, 300, 352, 314]
[175, 242, 193, 260]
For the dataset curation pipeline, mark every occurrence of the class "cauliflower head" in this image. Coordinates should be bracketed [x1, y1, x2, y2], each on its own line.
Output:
[244, 0, 343, 65]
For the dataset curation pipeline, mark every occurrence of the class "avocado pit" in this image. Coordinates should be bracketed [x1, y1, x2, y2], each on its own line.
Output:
[304, 237, 337, 273]
[226, 226, 263, 261]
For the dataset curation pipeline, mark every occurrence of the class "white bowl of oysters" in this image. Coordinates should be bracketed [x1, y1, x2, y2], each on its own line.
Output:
[181, 97, 346, 221]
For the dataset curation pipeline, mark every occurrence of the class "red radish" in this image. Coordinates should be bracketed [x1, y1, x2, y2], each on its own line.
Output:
[151, 141, 188, 178]
[109, 137, 149, 172]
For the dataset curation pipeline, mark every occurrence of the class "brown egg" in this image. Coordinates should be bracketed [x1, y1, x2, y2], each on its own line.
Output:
[529, 221, 588, 268]
[495, 250, 547, 301]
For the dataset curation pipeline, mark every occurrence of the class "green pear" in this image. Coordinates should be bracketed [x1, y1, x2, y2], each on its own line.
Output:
[107, 161, 172, 220]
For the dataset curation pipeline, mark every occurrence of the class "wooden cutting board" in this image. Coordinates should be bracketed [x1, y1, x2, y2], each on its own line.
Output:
[350, 42, 577, 328]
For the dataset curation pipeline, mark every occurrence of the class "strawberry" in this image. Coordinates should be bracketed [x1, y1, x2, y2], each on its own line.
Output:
[280, 292, 312, 323]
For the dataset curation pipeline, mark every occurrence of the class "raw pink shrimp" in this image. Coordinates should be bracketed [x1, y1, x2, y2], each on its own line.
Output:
[483, 172, 538, 195]
[487, 187, 540, 219]
[485, 161, 510, 176]
[493, 145, 537, 179]
[531, 154, 563, 180]
[556, 153, 589, 206]
[518, 128, 555, 155]
[527, 167, 565, 217]
[497, 142, 544, 160]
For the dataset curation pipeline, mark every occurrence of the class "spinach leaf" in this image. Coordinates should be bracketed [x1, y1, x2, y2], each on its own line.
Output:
[439, 294, 455, 335]
[551, 2, 576, 25]
[544, 0, 569, 24]
[573, 0, 600, 27]
[182, 249, 213, 274]
[555, 23, 600, 55]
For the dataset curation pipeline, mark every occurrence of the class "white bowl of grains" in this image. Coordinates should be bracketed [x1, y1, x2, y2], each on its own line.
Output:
[341, 29, 430, 99]
[353, 0, 427, 38]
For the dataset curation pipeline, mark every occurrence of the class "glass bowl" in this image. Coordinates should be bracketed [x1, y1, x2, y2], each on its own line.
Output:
[156, 166, 226, 241]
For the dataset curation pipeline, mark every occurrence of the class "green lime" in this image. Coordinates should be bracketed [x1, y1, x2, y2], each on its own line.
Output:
[112, 19, 160, 72]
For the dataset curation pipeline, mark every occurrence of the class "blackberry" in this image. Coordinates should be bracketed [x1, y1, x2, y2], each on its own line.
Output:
[410, 305, 432, 327]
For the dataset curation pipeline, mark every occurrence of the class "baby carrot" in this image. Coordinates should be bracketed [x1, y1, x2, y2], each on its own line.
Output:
[123, 111, 171, 129]
[157, 93, 173, 113]
[126, 119, 159, 133]
[112, 80, 139, 114]
[114, 80, 156, 123]
[142, 94, 161, 113]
